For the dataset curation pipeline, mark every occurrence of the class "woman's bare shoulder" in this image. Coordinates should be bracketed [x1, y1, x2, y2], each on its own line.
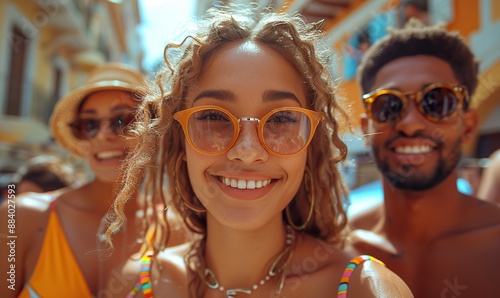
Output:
[295, 234, 352, 266]
[347, 258, 414, 297]
[0, 190, 63, 296]
[6, 191, 53, 211]
[153, 242, 192, 296]
[0, 188, 78, 246]
[288, 236, 412, 297]
[0, 191, 57, 232]
[157, 242, 192, 265]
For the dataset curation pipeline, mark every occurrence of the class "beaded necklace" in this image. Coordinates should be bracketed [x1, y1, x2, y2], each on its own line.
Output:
[204, 225, 295, 298]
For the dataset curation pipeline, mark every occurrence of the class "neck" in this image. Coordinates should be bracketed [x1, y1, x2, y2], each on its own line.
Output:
[381, 172, 463, 242]
[204, 216, 292, 292]
[80, 178, 138, 214]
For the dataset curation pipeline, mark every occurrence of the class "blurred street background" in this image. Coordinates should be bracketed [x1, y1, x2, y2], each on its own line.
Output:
[1, 0, 499, 204]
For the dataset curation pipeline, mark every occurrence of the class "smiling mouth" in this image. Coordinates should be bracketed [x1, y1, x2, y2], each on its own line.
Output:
[218, 176, 273, 190]
[393, 145, 434, 154]
[95, 150, 125, 161]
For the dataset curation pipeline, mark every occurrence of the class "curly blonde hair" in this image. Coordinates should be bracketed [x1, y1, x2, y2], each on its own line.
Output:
[105, 4, 350, 296]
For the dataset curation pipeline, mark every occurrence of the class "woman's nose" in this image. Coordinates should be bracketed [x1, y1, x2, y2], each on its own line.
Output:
[226, 120, 268, 164]
[95, 119, 116, 140]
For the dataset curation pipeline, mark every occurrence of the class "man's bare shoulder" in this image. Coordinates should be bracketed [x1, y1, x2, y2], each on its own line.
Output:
[423, 218, 500, 297]
[458, 195, 500, 231]
[433, 198, 500, 247]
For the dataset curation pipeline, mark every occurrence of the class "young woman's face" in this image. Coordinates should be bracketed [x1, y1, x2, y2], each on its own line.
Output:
[183, 41, 310, 230]
[76, 90, 137, 183]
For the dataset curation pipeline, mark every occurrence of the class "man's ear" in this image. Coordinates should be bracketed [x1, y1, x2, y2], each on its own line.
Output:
[360, 113, 371, 146]
[462, 109, 478, 143]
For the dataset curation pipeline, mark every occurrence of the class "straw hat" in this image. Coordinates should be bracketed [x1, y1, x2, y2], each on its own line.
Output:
[50, 63, 146, 157]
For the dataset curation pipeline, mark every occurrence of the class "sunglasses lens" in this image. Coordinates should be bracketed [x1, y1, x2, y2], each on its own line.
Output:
[187, 109, 235, 153]
[421, 87, 458, 120]
[70, 114, 135, 140]
[371, 94, 404, 123]
[263, 110, 311, 155]
[110, 114, 135, 135]
[70, 119, 99, 140]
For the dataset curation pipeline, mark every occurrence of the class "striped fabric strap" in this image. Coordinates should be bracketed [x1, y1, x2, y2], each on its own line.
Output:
[125, 254, 154, 298]
[337, 255, 385, 298]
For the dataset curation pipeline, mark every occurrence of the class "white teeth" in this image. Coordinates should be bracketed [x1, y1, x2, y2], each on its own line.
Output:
[238, 180, 246, 189]
[221, 177, 272, 190]
[247, 180, 256, 189]
[97, 151, 123, 159]
[395, 145, 432, 154]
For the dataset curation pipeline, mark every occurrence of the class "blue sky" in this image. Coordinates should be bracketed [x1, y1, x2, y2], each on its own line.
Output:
[138, 0, 196, 70]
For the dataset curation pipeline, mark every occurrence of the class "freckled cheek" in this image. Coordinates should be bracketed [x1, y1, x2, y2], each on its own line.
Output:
[283, 153, 307, 175]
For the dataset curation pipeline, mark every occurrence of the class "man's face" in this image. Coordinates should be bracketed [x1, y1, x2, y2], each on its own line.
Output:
[361, 55, 477, 191]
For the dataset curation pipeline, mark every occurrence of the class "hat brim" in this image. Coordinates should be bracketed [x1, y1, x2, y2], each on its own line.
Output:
[50, 81, 145, 157]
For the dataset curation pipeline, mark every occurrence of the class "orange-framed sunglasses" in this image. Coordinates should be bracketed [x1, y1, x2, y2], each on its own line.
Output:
[173, 105, 325, 156]
[362, 83, 470, 124]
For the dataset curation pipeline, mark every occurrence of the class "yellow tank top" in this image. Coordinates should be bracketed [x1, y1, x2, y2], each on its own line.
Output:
[18, 204, 92, 297]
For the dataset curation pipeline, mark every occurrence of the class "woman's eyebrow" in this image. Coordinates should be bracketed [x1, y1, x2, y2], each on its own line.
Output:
[192, 89, 301, 106]
[262, 90, 301, 105]
[192, 89, 235, 104]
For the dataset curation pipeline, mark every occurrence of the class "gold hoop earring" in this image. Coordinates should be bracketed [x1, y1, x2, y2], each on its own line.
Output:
[173, 152, 206, 213]
[286, 167, 315, 230]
